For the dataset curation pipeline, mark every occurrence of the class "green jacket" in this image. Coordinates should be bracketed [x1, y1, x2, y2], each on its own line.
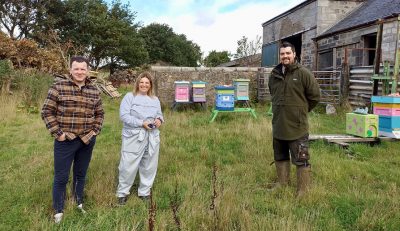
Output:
[268, 63, 320, 140]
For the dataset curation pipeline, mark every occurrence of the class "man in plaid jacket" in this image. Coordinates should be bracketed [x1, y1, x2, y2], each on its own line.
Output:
[41, 56, 104, 223]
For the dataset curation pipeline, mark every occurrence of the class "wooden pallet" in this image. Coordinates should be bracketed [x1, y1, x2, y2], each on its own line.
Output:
[309, 134, 395, 148]
[97, 82, 121, 98]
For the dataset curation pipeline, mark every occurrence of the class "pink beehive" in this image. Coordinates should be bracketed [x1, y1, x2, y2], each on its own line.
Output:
[174, 81, 190, 102]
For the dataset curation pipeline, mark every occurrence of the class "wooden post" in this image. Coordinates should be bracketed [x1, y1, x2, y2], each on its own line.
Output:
[373, 20, 383, 96]
[391, 16, 400, 94]
[341, 48, 350, 106]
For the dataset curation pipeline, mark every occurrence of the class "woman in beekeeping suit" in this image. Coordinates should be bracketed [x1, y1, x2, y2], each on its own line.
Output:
[116, 71, 164, 205]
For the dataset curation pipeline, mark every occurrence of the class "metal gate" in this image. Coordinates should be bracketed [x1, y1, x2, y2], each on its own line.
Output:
[257, 68, 272, 102]
[313, 71, 341, 105]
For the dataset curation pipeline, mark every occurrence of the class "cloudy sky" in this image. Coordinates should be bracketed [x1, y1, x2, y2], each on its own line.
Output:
[120, 0, 305, 56]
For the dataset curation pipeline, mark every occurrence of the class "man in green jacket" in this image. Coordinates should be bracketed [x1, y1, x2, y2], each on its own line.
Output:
[268, 41, 320, 197]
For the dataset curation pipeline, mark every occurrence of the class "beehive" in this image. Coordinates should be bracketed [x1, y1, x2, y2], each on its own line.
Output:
[191, 81, 207, 102]
[174, 81, 190, 102]
[233, 79, 250, 101]
[346, 113, 379, 138]
[215, 86, 235, 111]
[371, 96, 400, 138]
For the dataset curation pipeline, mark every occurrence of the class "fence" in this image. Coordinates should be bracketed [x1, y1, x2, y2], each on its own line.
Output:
[313, 71, 341, 105]
[256, 69, 341, 105]
[257, 69, 272, 102]
[348, 65, 400, 107]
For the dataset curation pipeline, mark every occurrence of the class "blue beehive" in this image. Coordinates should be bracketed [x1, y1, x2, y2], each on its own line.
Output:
[378, 116, 400, 132]
[371, 96, 400, 138]
[215, 86, 235, 111]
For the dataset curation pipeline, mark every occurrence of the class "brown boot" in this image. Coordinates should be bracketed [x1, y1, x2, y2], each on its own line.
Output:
[268, 160, 290, 190]
[296, 165, 311, 198]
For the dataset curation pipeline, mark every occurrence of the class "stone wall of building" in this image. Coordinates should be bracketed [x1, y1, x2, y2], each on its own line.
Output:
[262, 1, 317, 44]
[149, 66, 271, 106]
[317, 0, 365, 35]
[382, 20, 399, 62]
[302, 29, 318, 69]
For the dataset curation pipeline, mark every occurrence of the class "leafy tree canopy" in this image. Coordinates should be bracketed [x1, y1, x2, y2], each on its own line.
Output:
[234, 35, 261, 59]
[55, 0, 148, 71]
[234, 35, 262, 66]
[0, 0, 46, 39]
[203, 50, 231, 67]
[139, 23, 201, 67]
[0, 0, 204, 72]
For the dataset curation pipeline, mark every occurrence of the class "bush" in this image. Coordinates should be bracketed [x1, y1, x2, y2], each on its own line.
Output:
[12, 69, 53, 113]
[0, 32, 65, 74]
[0, 59, 14, 93]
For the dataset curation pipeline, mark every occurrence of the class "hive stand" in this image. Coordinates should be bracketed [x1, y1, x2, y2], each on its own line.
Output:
[209, 84, 257, 122]
[171, 101, 207, 111]
[209, 107, 257, 122]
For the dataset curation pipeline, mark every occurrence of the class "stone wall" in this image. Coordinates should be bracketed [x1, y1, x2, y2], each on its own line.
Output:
[262, 1, 317, 44]
[302, 30, 318, 69]
[382, 21, 399, 62]
[317, 0, 364, 35]
[149, 66, 271, 106]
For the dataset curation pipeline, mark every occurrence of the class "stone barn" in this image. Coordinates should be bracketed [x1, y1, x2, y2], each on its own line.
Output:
[261, 0, 400, 71]
[261, 0, 400, 106]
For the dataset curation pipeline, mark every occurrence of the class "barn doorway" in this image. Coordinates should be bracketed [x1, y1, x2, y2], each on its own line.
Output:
[363, 33, 377, 65]
[282, 33, 302, 63]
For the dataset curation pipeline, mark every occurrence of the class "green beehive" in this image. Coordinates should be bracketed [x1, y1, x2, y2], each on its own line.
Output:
[346, 113, 378, 138]
[233, 79, 250, 101]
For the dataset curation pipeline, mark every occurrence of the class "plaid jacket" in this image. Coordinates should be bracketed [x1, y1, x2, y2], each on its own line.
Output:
[41, 76, 104, 144]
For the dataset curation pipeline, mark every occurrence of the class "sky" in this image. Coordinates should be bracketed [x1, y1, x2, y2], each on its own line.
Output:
[118, 0, 305, 56]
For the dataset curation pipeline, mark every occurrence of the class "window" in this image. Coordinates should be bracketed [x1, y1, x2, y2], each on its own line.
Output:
[318, 50, 333, 70]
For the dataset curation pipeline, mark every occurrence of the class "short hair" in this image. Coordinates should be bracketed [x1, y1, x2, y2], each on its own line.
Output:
[280, 41, 296, 53]
[133, 71, 155, 97]
[70, 56, 89, 68]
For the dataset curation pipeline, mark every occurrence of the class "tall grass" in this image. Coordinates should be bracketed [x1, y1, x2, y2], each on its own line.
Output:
[13, 69, 53, 112]
[0, 91, 399, 230]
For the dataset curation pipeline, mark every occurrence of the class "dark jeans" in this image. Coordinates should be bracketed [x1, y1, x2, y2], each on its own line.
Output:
[273, 133, 310, 166]
[53, 137, 96, 213]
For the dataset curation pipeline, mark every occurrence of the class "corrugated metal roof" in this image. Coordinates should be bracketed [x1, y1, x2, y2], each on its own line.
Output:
[320, 0, 400, 37]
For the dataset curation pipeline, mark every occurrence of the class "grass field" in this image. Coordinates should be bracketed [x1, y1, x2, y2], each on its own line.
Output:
[1, 91, 400, 231]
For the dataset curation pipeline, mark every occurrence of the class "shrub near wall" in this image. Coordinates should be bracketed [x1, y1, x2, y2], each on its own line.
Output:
[150, 66, 264, 106]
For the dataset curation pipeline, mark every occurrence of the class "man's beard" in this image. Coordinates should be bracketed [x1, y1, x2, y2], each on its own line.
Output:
[282, 59, 295, 66]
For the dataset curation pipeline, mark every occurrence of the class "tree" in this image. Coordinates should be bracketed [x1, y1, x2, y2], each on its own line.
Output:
[108, 28, 149, 72]
[41, 0, 148, 71]
[203, 50, 231, 67]
[139, 23, 175, 64]
[0, 0, 46, 39]
[234, 35, 262, 66]
[166, 34, 201, 66]
[86, 0, 148, 71]
[1, 0, 201, 71]
[139, 23, 202, 66]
